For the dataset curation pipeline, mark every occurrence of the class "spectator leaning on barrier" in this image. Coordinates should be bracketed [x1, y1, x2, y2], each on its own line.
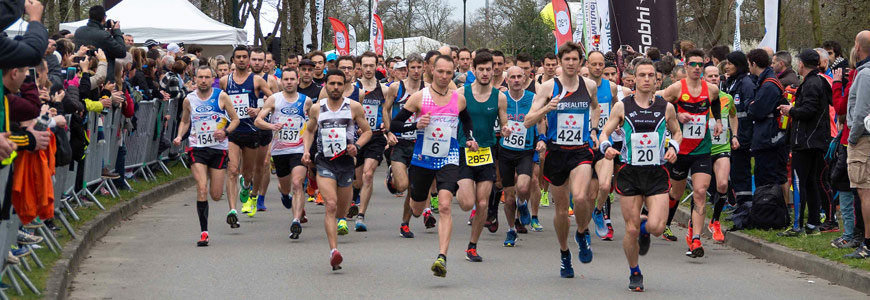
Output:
[845, 30, 870, 259]
[773, 51, 800, 88]
[777, 49, 833, 237]
[74, 5, 126, 79]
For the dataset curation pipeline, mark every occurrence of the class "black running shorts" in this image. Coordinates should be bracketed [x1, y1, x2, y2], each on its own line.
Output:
[188, 147, 228, 169]
[273, 153, 304, 178]
[666, 153, 712, 180]
[497, 146, 534, 187]
[614, 164, 671, 197]
[409, 164, 459, 202]
[542, 145, 594, 186]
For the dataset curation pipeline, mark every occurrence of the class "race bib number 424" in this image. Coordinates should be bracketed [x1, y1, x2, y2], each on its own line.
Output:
[556, 113, 585, 145]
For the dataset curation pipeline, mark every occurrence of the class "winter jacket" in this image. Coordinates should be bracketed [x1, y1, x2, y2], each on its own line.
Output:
[847, 58, 870, 144]
[777, 68, 800, 88]
[747, 67, 788, 150]
[723, 72, 756, 149]
[789, 69, 832, 151]
[0, 19, 47, 69]
[73, 20, 125, 78]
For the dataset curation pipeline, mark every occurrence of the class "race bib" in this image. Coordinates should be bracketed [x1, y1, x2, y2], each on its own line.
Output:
[597, 102, 610, 130]
[231, 94, 250, 119]
[556, 113, 585, 145]
[682, 115, 706, 139]
[320, 128, 347, 157]
[363, 104, 378, 127]
[630, 132, 660, 166]
[401, 115, 417, 140]
[502, 121, 528, 149]
[465, 147, 493, 167]
[194, 118, 219, 147]
[710, 118, 728, 145]
[422, 120, 453, 158]
[277, 115, 304, 143]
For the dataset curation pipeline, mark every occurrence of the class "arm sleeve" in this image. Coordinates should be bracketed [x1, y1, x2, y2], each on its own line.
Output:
[84, 98, 104, 112]
[9, 131, 35, 151]
[101, 30, 127, 59]
[748, 85, 780, 121]
[459, 109, 474, 141]
[710, 97, 721, 120]
[63, 84, 83, 114]
[90, 61, 108, 88]
[389, 108, 417, 133]
[849, 73, 870, 143]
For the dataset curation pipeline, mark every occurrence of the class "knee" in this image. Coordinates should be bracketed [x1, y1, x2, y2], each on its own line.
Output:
[717, 182, 729, 193]
[227, 166, 240, 177]
[291, 178, 305, 190]
[395, 180, 408, 193]
[210, 191, 222, 201]
[324, 201, 338, 215]
[624, 225, 639, 238]
[363, 170, 375, 183]
[438, 203, 451, 215]
[517, 185, 530, 198]
[196, 186, 208, 197]
[645, 221, 665, 236]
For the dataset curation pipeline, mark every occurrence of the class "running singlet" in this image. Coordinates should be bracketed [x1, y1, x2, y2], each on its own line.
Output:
[393, 80, 425, 140]
[676, 79, 712, 155]
[411, 88, 461, 169]
[466, 70, 476, 84]
[546, 76, 593, 147]
[710, 91, 734, 155]
[611, 85, 628, 143]
[226, 73, 259, 132]
[501, 90, 536, 151]
[360, 82, 385, 130]
[187, 88, 228, 150]
[620, 95, 668, 166]
[596, 79, 614, 136]
[525, 80, 536, 94]
[458, 87, 499, 148]
[270, 93, 308, 155]
[316, 98, 355, 158]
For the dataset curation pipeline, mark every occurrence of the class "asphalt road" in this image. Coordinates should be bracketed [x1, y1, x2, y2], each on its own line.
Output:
[68, 164, 867, 299]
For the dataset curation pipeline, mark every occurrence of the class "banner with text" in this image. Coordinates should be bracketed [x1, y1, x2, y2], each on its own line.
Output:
[329, 17, 350, 55]
[552, 0, 573, 50]
[609, 0, 677, 54]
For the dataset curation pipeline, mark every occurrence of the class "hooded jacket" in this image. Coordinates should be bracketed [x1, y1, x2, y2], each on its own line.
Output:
[748, 67, 787, 150]
[847, 58, 870, 144]
[790, 69, 832, 151]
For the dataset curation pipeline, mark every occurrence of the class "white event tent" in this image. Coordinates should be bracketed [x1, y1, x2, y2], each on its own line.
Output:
[3, 19, 28, 37]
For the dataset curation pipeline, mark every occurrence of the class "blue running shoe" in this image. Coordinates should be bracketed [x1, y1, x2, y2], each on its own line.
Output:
[504, 230, 518, 247]
[575, 230, 593, 263]
[281, 194, 292, 209]
[592, 208, 607, 237]
[517, 200, 531, 225]
[257, 195, 267, 211]
[560, 250, 574, 278]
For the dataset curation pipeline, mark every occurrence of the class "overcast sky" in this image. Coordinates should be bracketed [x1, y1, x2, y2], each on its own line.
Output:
[445, 0, 488, 21]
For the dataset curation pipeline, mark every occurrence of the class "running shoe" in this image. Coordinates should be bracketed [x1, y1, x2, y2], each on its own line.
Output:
[347, 203, 359, 219]
[831, 236, 861, 249]
[568, 207, 574, 216]
[240, 196, 254, 214]
[246, 195, 257, 217]
[337, 219, 349, 235]
[518, 200, 531, 225]
[560, 250, 574, 278]
[819, 222, 840, 233]
[330, 249, 343, 270]
[301, 209, 308, 223]
[504, 230, 518, 247]
[486, 217, 499, 233]
[776, 227, 804, 237]
[467, 209, 475, 226]
[602, 224, 614, 241]
[423, 208, 437, 229]
[592, 208, 607, 237]
[530, 218, 544, 232]
[270, 158, 276, 175]
[574, 230, 593, 263]
[465, 248, 482, 262]
[708, 221, 725, 242]
[638, 232, 651, 256]
[355, 218, 368, 232]
[629, 272, 644, 292]
[685, 226, 694, 248]
[385, 166, 398, 194]
[281, 194, 292, 209]
[239, 178, 251, 203]
[226, 210, 240, 228]
[6, 253, 18, 265]
[257, 196, 267, 211]
[662, 226, 677, 241]
[10, 247, 30, 258]
[289, 221, 302, 240]
[400, 223, 414, 238]
[431, 256, 447, 277]
[500, 192, 505, 203]
[17, 231, 43, 245]
[430, 195, 439, 213]
[197, 232, 209, 247]
[515, 219, 528, 234]
[805, 226, 821, 236]
[845, 245, 870, 259]
[316, 193, 324, 205]
[687, 238, 704, 258]
[307, 195, 315, 202]
[540, 190, 550, 207]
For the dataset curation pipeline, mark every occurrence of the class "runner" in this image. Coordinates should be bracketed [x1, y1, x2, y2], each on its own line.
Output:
[384, 53, 427, 238]
[297, 58, 323, 206]
[456, 51, 508, 261]
[598, 58, 682, 291]
[492, 50, 507, 89]
[703, 65, 738, 242]
[308, 51, 327, 86]
[660, 49, 723, 258]
[250, 47, 280, 212]
[500, 66, 537, 246]
[174, 65, 241, 245]
[535, 54, 558, 208]
[220, 46, 273, 218]
[353, 52, 390, 231]
[389, 54, 477, 277]
[585, 51, 619, 241]
[301, 69, 372, 270]
[524, 41, 600, 278]
[454, 47, 472, 85]
[600, 60, 632, 240]
[515, 53, 545, 232]
[254, 68, 312, 240]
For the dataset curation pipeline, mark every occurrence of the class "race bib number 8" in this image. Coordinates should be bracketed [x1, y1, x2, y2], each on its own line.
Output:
[682, 115, 706, 139]
[502, 121, 528, 149]
[465, 147, 493, 166]
[321, 128, 347, 157]
[556, 113, 585, 145]
[710, 118, 728, 145]
[422, 120, 453, 158]
[630, 132, 660, 166]
[232, 94, 250, 119]
[363, 104, 378, 127]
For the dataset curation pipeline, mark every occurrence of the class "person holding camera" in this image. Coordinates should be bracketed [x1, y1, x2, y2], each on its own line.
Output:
[73, 5, 126, 79]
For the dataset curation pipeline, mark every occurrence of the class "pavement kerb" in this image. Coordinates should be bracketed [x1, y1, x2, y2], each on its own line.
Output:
[674, 205, 870, 295]
[44, 175, 195, 300]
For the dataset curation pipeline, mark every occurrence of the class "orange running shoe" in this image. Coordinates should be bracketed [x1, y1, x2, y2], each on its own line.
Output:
[685, 226, 693, 248]
[568, 207, 574, 216]
[687, 238, 705, 258]
[316, 193, 324, 205]
[708, 221, 725, 242]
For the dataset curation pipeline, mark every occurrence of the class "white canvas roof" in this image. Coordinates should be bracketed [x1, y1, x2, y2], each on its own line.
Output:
[327, 36, 445, 58]
[3, 19, 28, 37]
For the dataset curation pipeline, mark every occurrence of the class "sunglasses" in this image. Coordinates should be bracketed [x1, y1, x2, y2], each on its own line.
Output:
[687, 62, 704, 68]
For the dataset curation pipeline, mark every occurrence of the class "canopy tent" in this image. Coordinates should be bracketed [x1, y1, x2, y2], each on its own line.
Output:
[326, 36, 445, 58]
[3, 19, 28, 37]
[60, 0, 246, 56]
[244, 0, 320, 48]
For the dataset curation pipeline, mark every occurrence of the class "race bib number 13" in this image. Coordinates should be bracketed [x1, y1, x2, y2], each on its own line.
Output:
[321, 128, 347, 157]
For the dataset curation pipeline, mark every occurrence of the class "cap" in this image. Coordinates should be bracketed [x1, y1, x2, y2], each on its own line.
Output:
[167, 43, 181, 54]
[797, 49, 820, 67]
[326, 53, 337, 62]
[299, 59, 315, 67]
[144, 39, 159, 48]
[393, 61, 407, 69]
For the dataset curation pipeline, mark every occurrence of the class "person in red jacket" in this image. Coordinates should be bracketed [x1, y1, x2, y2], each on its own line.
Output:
[830, 57, 863, 249]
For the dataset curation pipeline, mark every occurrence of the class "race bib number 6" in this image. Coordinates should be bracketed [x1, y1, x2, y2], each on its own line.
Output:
[422, 120, 453, 158]
[556, 113, 585, 145]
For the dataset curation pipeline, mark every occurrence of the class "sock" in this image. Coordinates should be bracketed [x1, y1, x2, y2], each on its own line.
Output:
[430, 192, 438, 198]
[712, 192, 726, 222]
[561, 249, 570, 256]
[338, 218, 346, 223]
[468, 242, 476, 249]
[282, 193, 291, 200]
[630, 265, 642, 275]
[293, 218, 300, 223]
[532, 215, 538, 221]
[401, 222, 409, 226]
[196, 201, 208, 232]
[864, 239, 870, 248]
[640, 220, 649, 235]
[604, 194, 612, 221]
[358, 213, 365, 220]
[353, 188, 361, 203]
[257, 195, 265, 203]
[666, 196, 678, 226]
[438, 253, 447, 261]
[692, 234, 700, 240]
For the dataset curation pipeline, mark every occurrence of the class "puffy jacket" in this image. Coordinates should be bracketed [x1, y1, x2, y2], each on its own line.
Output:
[747, 67, 787, 150]
[777, 68, 800, 87]
[73, 20, 125, 78]
[789, 69, 832, 151]
[723, 72, 756, 149]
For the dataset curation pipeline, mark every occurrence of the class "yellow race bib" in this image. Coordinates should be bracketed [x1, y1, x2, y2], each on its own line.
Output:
[465, 147, 493, 167]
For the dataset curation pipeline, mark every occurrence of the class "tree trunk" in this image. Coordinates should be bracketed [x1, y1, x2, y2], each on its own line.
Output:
[280, 0, 291, 62]
[289, 0, 305, 54]
[73, 0, 80, 21]
[309, 0, 318, 50]
[251, 0, 264, 46]
[811, 0, 822, 47]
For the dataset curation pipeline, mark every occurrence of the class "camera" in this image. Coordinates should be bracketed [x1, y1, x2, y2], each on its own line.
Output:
[86, 49, 96, 57]
[105, 19, 115, 30]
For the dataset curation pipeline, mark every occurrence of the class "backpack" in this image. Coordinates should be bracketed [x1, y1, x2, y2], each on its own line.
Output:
[762, 77, 797, 130]
[750, 184, 791, 230]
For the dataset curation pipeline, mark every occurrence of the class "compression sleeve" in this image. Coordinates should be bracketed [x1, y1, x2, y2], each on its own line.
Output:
[459, 109, 474, 141]
[389, 108, 417, 133]
[711, 97, 721, 120]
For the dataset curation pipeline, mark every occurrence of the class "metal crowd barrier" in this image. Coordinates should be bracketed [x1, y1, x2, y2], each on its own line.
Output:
[163, 99, 189, 169]
[125, 101, 163, 181]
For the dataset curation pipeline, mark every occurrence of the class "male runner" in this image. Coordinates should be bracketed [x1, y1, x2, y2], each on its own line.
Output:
[492, 50, 507, 89]
[660, 49, 723, 258]
[353, 52, 390, 231]
[384, 53, 428, 238]
[220, 46, 273, 218]
[389, 55, 477, 277]
[250, 47, 280, 211]
[456, 51, 508, 261]
[255, 68, 311, 239]
[174, 65, 241, 245]
[500, 66, 537, 246]
[309, 50, 327, 86]
[515, 53, 546, 231]
[535, 53, 559, 207]
[454, 48, 472, 85]
[599, 60, 632, 240]
[585, 51, 619, 240]
[297, 58, 323, 205]
[524, 41, 600, 278]
[301, 69, 372, 270]
[703, 65, 737, 242]
[598, 58, 682, 291]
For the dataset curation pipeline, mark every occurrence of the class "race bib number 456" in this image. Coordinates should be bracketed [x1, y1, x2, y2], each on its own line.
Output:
[556, 113, 585, 145]
[502, 121, 527, 149]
